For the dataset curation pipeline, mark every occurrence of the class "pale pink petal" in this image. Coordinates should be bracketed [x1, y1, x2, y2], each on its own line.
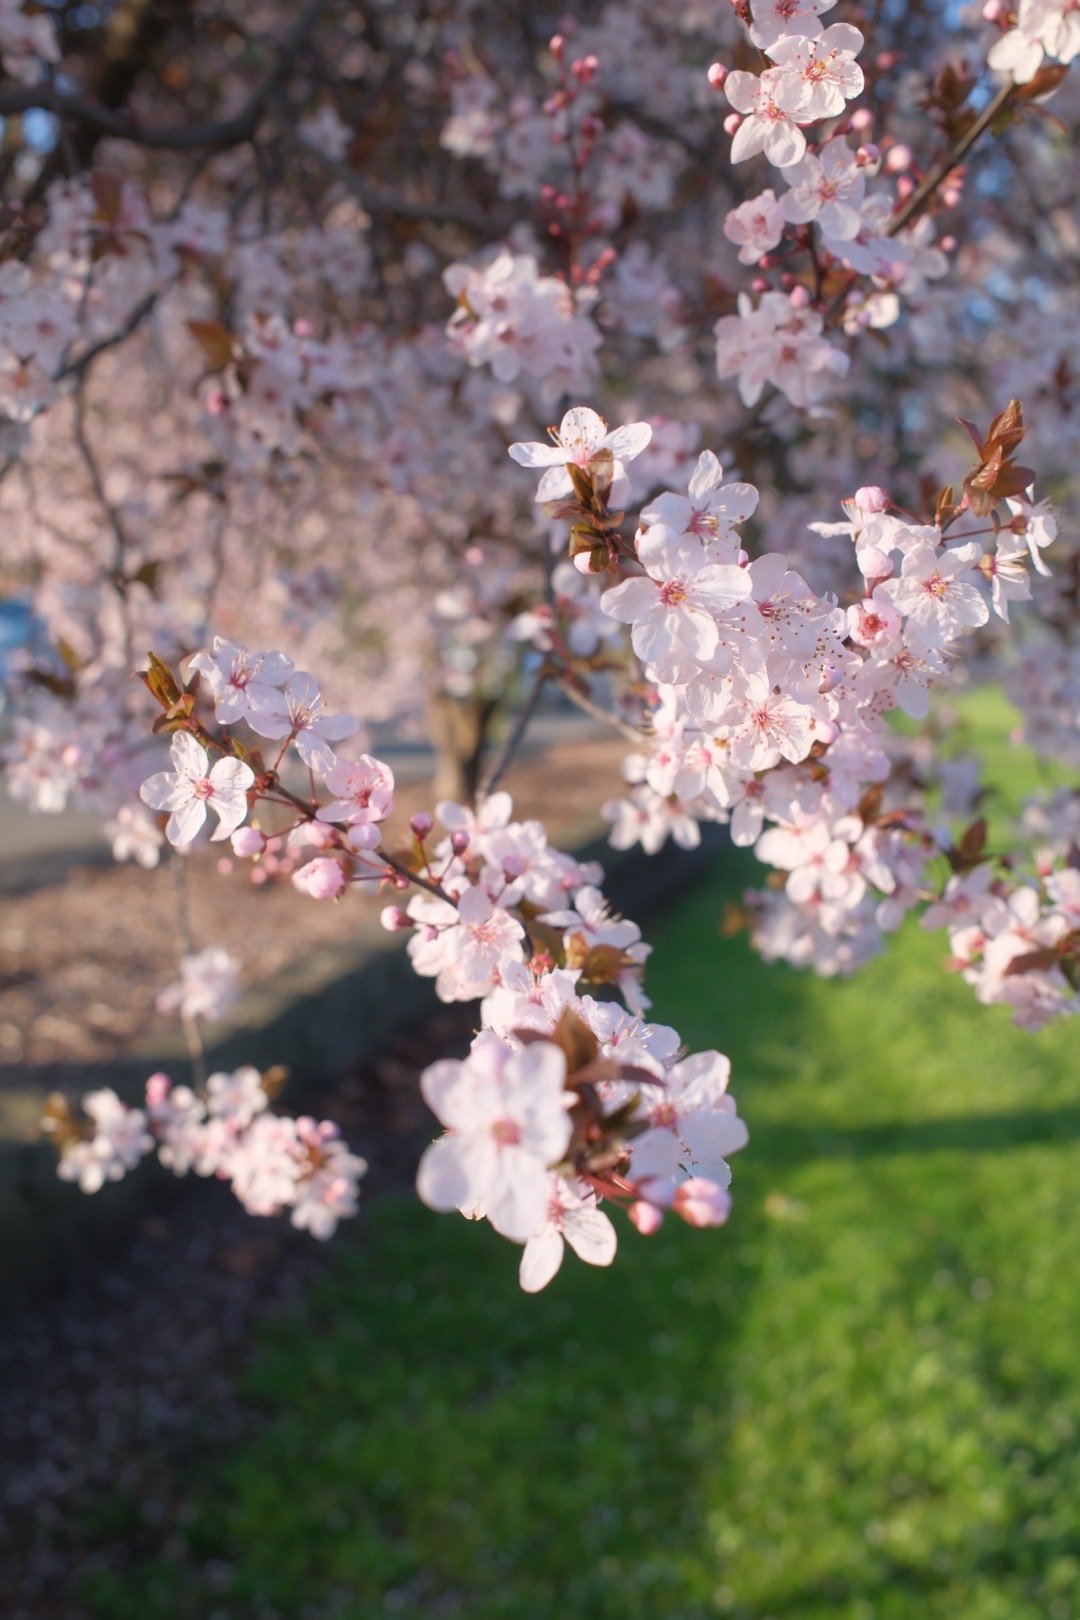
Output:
[519, 1225, 565, 1292]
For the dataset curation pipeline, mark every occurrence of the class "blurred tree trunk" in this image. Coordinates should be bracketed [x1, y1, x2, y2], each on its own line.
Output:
[428, 693, 498, 805]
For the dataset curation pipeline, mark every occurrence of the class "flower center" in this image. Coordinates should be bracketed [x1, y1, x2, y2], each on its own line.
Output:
[492, 1118, 521, 1147]
[192, 777, 214, 801]
[660, 578, 688, 607]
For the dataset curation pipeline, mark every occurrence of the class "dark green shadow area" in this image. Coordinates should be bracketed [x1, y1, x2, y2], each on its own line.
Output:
[78, 823, 1079, 1620]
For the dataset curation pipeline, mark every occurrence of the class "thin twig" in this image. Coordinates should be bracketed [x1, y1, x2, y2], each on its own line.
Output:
[556, 675, 649, 746]
[887, 83, 1015, 238]
[170, 853, 207, 1090]
[479, 667, 550, 800]
[0, 0, 330, 153]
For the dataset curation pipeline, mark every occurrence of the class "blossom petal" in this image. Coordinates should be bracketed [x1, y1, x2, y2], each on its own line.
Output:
[519, 1225, 565, 1292]
[563, 1205, 618, 1267]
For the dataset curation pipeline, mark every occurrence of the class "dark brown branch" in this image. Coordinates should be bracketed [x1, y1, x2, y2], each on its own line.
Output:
[0, 0, 330, 154]
[292, 134, 499, 235]
[887, 82, 1016, 238]
[478, 666, 550, 800]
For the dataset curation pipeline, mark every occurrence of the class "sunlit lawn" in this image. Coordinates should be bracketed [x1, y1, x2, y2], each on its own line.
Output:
[83, 696, 1079, 1619]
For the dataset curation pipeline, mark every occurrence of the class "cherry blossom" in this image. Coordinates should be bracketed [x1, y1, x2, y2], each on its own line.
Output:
[600, 527, 751, 682]
[509, 406, 652, 503]
[139, 733, 255, 846]
[247, 672, 360, 772]
[519, 1177, 618, 1293]
[417, 1039, 575, 1243]
[187, 639, 294, 726]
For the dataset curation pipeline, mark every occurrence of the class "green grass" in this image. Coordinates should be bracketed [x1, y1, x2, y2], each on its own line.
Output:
[81, 697, 1080, 1620]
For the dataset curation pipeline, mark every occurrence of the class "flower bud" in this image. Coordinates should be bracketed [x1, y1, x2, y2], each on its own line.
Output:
[788, 284, 811, 310]
[707, 61, 727, 90]
[673, 1178, 731, 1228]
[145, 1072, 172, 1109]
[629, 1200, 664, 1235]
[231, 826, 267, 858]
[292, 857, 346, 901]
[450, 830, 470, 856]
[854, 485, 890, 513]
[380, 906, 410, 932]
[410, 812, 434, 840]
[722, 112, 742, 137]
[850, 107, 874, 133]
[884, 143, 913, 174]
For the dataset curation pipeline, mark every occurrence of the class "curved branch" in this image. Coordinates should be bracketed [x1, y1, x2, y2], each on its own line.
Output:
[0, 0, 330, 152]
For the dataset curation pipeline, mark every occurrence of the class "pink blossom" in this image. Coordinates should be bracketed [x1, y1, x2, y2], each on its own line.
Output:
[508, 404, 652, 503]
[417, 1039, 574, 1242]
[140, 733, 255, 847]
[316, 753, 395, 828]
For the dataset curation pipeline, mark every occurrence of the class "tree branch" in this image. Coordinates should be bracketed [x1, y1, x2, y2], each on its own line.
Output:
[0, 0, 330, 153]
[887, 82, 1016, 238]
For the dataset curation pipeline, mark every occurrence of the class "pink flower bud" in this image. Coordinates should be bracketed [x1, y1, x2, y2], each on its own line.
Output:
[673, 1178, 731, 1228]
[788, 284, 811, 310]
[854, 485, 890, 513]
[217, 857, 233, 876]
[855, 143, 880, 167]
[982, 0, 1003, 18]
[347, 823, 381, 851]
[450, 830, 470, 856]
[549, 32, 565, 60]
[231, 826, 267, 858]
[723, 112, 741, 136]
[292, 857, 346, 901]
[629, 1200, 665, 1235]
[850, 107, 874, 133]
[571, 53, 599, 83]
[751, 276, 769, 294]
[380, 906, 410, 932]
[145, 1072, 172, 1109]
[884, 143, 913, 174]
[410, 812, 434, 840]
[707, 61, 727, 90]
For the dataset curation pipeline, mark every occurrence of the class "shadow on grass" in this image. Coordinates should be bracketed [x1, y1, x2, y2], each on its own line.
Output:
[77, 846, 1080, 1620]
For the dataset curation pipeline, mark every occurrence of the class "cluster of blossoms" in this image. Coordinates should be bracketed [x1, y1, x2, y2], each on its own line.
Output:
[987, 0, 1080, 83]
[46, 1069, 365, 1239]
[46, 629, 748, 1288]
[923, 862, 1080, 1032]
[507, 403, 1077, 1029]
[445, 251, 601, 405]
[5, 0, 1076, 1289]
[712, 0, 953, 406]
[156, 946, 241, 1026]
